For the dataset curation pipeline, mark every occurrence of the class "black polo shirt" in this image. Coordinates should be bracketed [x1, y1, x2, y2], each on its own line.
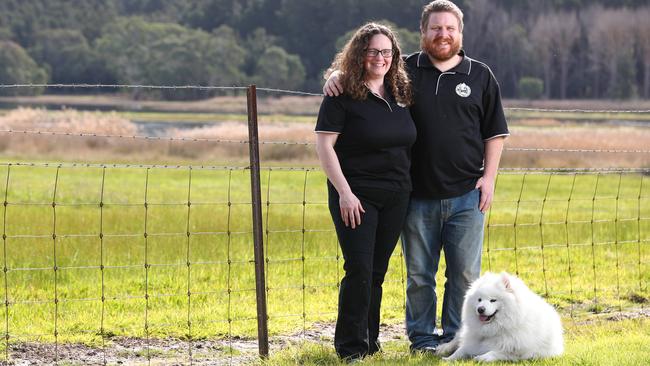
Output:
[405, 50, 509, 199]
[315, 91, 417, 192]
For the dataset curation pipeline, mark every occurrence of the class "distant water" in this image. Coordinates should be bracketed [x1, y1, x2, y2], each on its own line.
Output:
[0, 101, 221, 136]
[605, 120, 649, 127]
[2, 101, 646, 130]
[0, 101, 122, 112]
[132, 121, 215, 136]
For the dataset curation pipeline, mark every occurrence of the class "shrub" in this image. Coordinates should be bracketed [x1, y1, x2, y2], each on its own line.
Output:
[0, 41, 48, 96]
[518, 77, 544, 99]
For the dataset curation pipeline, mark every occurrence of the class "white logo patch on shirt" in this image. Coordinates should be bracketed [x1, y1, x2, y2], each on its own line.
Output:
[455, 83, 471, 97]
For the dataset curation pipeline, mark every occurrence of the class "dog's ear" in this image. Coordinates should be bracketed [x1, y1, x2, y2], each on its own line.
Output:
[501, 272, 514, 292]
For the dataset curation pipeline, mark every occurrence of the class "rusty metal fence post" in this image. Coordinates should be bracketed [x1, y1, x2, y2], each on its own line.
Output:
[246, 84, 269, 358]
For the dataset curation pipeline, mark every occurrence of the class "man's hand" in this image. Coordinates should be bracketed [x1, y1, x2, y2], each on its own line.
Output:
[338, 191, 365, 229]
[323, 70, 343, 96]
[478, 136, 506, 213]
[475, 175, 495, 213]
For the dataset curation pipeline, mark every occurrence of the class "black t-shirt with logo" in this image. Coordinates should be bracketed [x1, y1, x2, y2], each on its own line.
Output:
[405, 51, 510, 199]
[315, 91, 417, 192]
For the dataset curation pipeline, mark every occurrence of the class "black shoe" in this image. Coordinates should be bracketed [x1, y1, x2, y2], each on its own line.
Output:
[343, 355, 364, 364]
[368, 340, 381, 355]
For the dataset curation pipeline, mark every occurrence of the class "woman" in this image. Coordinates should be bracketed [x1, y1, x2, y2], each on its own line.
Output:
[315, 23, 415, 361]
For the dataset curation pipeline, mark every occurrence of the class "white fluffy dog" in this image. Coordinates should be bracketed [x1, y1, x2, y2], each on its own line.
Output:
[436, 272, 564, 362]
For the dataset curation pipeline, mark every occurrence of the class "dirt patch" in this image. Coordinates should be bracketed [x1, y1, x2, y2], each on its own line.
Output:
[6, 336, 259, 365]
[570, 308, 650, 326]
[2, 322, 406, 365]
[5, 311, 649, 365]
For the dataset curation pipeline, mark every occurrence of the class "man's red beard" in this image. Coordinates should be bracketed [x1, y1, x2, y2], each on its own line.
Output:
[421, 35, 461, 61]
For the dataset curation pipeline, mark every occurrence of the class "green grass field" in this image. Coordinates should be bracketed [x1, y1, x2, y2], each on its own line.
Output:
[0, 163, 647, 358]
[264, 318, 650, 366]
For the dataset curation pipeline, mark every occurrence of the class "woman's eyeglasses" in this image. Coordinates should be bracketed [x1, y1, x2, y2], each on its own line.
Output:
[365, 48, 393, 58]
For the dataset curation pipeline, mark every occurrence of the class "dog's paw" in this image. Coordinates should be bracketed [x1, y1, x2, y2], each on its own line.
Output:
[436, 343, 454, 357]
[442, 352, 461, 362]
[473, 352, 498, 362]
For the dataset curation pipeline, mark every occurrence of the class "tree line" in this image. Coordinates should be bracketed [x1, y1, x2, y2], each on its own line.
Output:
[0, 0, 648, 100]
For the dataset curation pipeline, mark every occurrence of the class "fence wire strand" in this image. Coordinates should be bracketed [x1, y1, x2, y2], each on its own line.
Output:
[0, 83, 648, 364]
[0, 161, 647, 364]
[2, 128, 649, 154]
[2, 83, 650, 113]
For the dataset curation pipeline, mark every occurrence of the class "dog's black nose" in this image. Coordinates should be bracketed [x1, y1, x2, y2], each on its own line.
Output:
[477, 306, 485, 314]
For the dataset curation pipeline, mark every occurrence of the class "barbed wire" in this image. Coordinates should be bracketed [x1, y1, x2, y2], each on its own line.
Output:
[0, 128, 252, 145]
[0, 162, 330, 172]
[0, 161, 249, 171]
[256, 87, 322, 97]
[0, 129, 648, 154]
[0, 82, 649, 364]
[0, 83, 249, 91]
[507, 107, 650, 113]
[499, 167, 650, 173]
[0, 161, 646, 173]
[1, 84, 648, 158]
[0, 129, 315, 146]
[1, 83, 650, 113]
[0, 83, 324, 97]
[505, 147, 650, 154]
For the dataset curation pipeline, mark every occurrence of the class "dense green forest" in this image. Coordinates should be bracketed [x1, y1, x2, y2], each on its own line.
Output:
[0, 0, 648, 99]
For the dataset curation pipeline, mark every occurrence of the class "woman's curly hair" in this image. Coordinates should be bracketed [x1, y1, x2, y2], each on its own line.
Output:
[325, 23, 413, 106]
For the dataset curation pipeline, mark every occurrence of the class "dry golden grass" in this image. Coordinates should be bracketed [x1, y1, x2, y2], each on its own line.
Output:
[0, 108, 319, 164]
[3, 94, 650, 114]
[0, 107, 647, 168]
[504, 124, 650, 168]
[173, 121, 315, 142]
[170, 122, 317, 162]
[504, 98, 650, 110]
[0, 107, 136, 134]
[0, 107, 142, 160]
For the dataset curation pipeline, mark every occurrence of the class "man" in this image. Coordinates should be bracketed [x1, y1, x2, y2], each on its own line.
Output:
[324, 0, 509, 354]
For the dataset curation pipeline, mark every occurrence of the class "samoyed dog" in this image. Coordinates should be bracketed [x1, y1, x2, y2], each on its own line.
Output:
[436, 272, 563, 362]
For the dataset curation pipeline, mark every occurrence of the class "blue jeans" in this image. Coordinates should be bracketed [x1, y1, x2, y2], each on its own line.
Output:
[401, 189, 484, 350]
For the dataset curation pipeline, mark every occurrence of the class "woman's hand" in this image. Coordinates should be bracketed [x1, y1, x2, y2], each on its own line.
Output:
[316, 132, 364, 228]
[338, 190, 365, 229]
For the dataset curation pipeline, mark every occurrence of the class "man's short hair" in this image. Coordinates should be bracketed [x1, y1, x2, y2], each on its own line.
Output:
[420, 0, 464, 33]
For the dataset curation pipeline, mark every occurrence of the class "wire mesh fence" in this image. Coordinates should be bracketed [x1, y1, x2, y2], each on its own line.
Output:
[0, 84, 648, 364]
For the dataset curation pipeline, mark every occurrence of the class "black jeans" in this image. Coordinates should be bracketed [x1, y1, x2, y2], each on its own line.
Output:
[328, 184, 410, 360]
